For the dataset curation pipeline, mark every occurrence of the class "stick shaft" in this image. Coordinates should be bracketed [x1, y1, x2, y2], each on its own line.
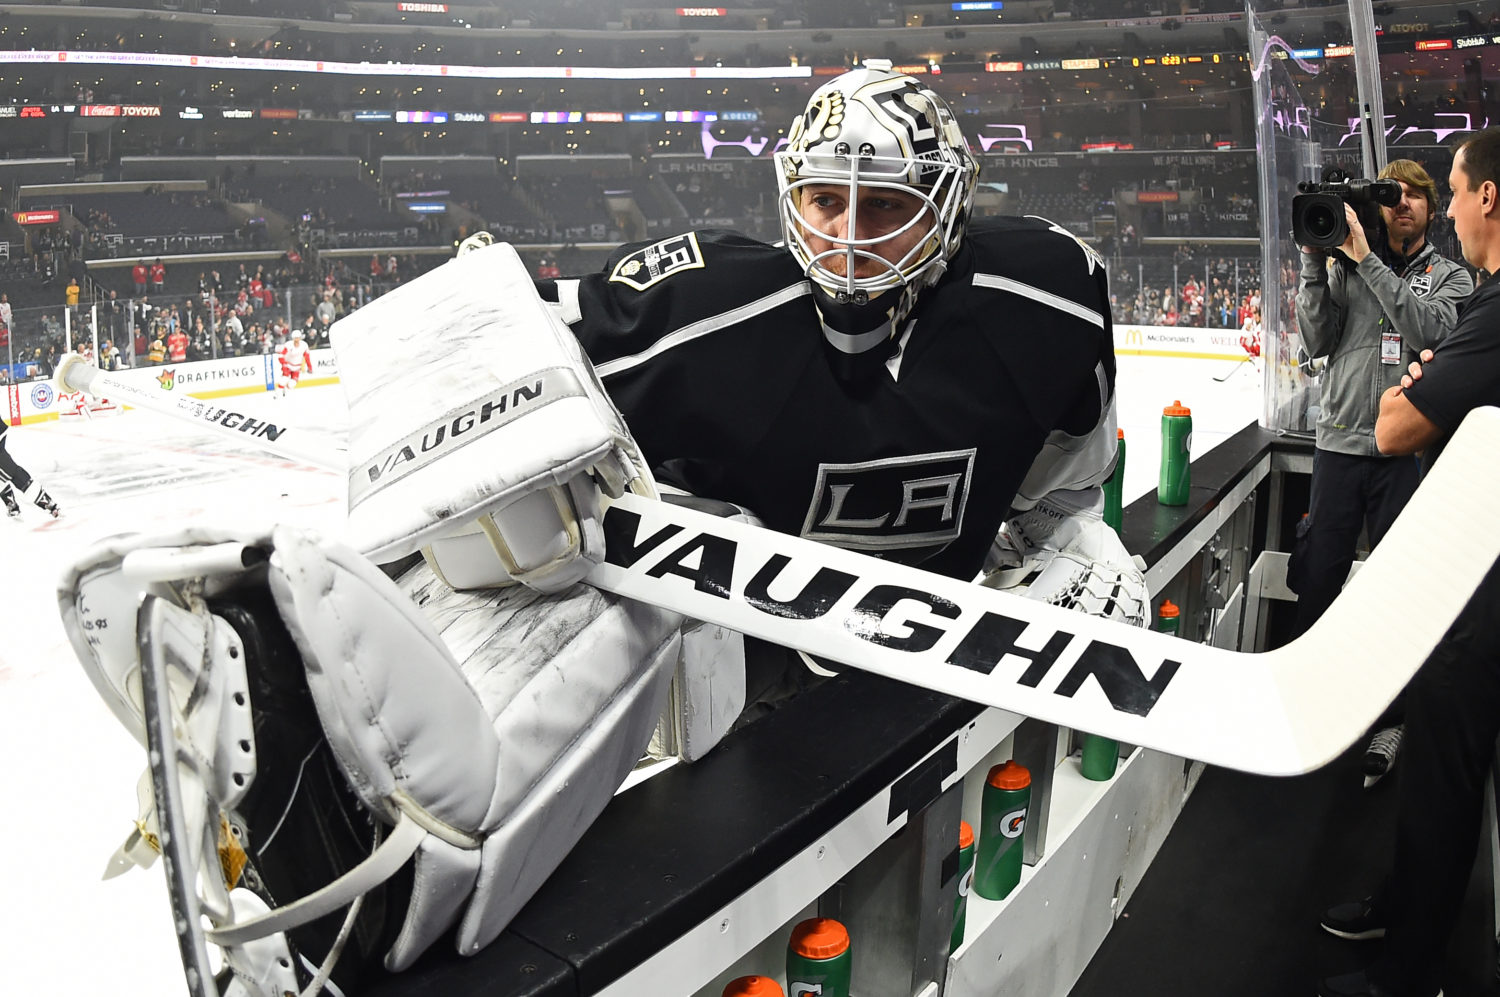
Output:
[56, 354, 345, 470]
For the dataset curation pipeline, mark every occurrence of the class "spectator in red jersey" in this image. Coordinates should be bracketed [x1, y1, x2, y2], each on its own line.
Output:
[167, 322, 188, 363]
[150, 258, 167, 291]
[131, 260, 148, 296]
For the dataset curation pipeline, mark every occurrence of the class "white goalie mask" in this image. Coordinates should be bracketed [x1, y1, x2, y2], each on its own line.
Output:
[775, 67, 978, 310]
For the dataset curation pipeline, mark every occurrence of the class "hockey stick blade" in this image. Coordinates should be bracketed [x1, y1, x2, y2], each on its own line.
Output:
[65, 348, 1500, 774]
[1213, 360, 1248, 382]
[54, 352, 346, 471]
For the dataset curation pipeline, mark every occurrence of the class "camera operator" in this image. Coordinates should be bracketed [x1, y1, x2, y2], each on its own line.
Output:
[1293, 159, 1473, 788]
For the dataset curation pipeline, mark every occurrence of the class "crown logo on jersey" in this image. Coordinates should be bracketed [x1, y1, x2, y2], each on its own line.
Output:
[608, 233, 705, 291]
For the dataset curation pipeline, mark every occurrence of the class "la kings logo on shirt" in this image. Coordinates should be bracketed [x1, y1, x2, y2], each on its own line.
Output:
[801, 449, 976, 554]
[1410, 267, 1433, 296]
[609, 232, 706, 290]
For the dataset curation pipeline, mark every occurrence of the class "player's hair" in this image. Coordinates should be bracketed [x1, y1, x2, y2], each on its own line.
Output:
[1453, 126, 1500, 192]
[1378, 159, 1439, 221]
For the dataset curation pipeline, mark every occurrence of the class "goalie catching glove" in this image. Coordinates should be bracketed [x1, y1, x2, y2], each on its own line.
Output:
[58, 525, 681, 996]
[982, 486, 1148, 628]
[332, 239, 649, 592]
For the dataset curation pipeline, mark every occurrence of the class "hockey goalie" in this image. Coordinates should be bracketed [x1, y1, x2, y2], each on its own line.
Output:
[57, 66, 1148, 996]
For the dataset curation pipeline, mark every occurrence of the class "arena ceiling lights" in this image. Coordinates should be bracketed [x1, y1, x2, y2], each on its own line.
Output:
[0, 50, 812, 81]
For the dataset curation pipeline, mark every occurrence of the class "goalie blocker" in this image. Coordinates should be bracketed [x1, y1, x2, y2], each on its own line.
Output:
[332, 239, 651, 594]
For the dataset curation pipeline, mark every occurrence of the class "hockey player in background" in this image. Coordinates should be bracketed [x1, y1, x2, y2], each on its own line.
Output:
[0, 420, 59, 518]
[57, 65, 1147, 996]
[274, 326, 312, 397]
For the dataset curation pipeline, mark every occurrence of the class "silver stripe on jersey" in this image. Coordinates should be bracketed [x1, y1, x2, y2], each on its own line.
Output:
[822, 320, 893, 355]
[594, 281, 812, 379]
[1011, 388, 1120, 511]
[971, 273, 1106, 329]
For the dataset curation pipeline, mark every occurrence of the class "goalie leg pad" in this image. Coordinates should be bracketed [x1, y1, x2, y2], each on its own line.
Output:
[390, 556, 681, 961]
[58, 525, 683, 991]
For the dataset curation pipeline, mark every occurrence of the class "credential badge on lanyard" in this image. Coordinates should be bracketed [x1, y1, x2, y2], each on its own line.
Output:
[1381, 328, 1402, 365]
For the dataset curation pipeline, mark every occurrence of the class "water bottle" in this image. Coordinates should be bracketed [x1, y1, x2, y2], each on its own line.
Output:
[786, 918, 851, 997]
[973, 760, 1030, 901]
[952, 819, 975, 950]
[723, 977, 785, 997]
[1158, 400, 1192, 506]
[1086, 443, 1127, 780]
[1080, 731, 1119, 781]
[1102, 427, 1125, 533]
[1156, 598, 1181, 636]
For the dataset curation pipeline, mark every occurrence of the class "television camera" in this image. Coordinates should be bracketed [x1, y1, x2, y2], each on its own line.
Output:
[1292, 167, 1403, 250]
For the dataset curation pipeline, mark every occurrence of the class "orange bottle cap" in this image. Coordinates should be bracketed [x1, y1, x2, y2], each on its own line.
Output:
[1163, 400, 1192, 416]
[959, 820, 974, 849]
[788, 918, 850, 959]
[987, 760, 1031, 790]
[723, 977, 786, 997]
[1158, 598, 1180, 618]
[1117, 427, 1125, 439]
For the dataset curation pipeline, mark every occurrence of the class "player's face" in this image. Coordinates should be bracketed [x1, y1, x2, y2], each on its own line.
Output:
[1379, 180, 1430, 245]
[796, 183, 936, 279]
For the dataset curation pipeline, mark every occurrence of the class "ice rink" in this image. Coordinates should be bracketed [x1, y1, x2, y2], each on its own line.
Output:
[0, 352, 1264, 994]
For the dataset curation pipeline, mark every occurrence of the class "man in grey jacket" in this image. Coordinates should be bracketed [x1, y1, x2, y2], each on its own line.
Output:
[1293, 158, 1473, 787]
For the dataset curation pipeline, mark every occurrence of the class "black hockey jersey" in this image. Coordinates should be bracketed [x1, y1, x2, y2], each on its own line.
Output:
[539, 217, 1118, 582]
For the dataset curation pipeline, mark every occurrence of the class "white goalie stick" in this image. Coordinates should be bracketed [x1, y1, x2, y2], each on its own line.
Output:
[56, 353, 1500, 776]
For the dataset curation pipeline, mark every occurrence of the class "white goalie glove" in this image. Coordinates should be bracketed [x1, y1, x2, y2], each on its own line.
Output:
[333, 239, 648, 593]
[59, 525, 681, 996]
[982, 487, 1149, 628]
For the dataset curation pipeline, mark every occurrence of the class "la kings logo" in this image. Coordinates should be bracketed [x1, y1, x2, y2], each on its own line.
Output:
[800, 449, 975, 553]
[609, 232, 705, 291]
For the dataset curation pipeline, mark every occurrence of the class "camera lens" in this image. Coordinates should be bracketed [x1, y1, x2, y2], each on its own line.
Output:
[1304, 205, 1338, 240]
